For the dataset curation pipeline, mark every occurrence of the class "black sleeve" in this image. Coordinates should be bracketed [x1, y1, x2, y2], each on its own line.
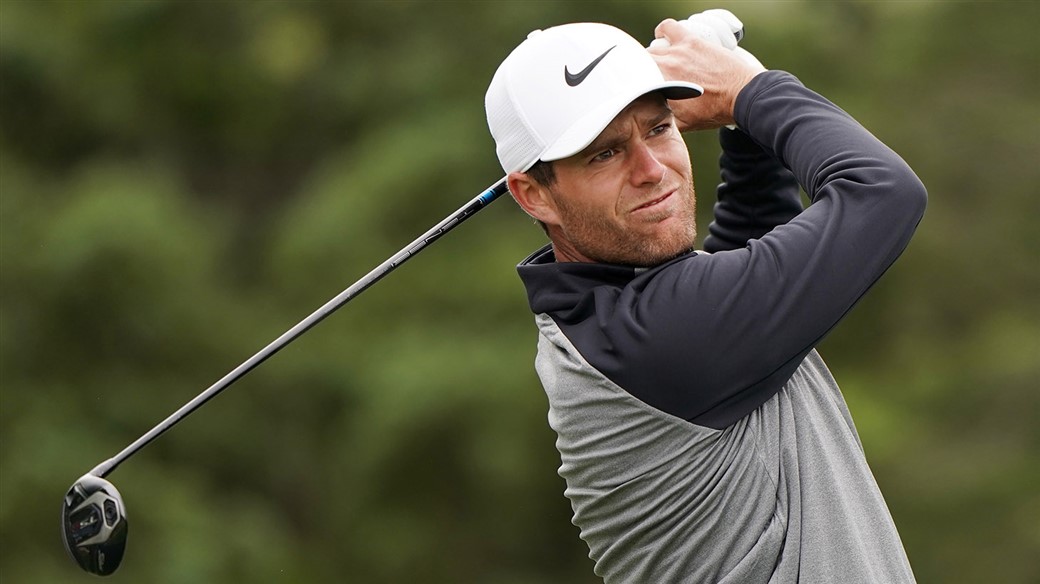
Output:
[558, 71, 927, 429]
[702, 127, 803, 253]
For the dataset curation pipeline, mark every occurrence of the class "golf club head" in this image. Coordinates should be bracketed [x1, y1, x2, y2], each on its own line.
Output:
[61, 474, 128, 576]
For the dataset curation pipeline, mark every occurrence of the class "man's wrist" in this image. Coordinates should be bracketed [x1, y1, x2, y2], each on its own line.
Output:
[728, 69, 769, 129]
[732, 70, 799, 132]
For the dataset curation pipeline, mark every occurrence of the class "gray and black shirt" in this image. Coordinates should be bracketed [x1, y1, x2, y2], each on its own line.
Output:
[517, 71, 927, 583]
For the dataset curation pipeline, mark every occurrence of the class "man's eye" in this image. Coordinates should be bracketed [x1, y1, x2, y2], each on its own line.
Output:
[592, 149, 617, 162]
[649, 123, 671, 136]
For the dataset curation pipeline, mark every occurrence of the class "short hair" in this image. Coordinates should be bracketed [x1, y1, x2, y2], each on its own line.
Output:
[527, 159, 557, 188]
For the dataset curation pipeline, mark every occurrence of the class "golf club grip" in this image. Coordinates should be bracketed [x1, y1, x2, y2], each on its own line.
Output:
[90, 177, 509, 478]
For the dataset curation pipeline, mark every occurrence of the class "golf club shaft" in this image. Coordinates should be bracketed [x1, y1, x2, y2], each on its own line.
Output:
[89, 177, 509, 478]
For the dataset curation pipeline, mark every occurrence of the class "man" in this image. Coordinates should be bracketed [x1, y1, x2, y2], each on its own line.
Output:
[485, 15, 925, 584]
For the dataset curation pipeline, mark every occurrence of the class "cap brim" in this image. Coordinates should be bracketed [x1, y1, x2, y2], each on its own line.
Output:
[536, 81, 703, 166]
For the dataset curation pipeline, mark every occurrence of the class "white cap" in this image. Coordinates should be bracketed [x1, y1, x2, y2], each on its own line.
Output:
[485, 23, 702, 174]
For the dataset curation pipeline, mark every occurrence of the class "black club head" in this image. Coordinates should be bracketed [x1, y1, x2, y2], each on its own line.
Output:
[61, 474, 128, 576]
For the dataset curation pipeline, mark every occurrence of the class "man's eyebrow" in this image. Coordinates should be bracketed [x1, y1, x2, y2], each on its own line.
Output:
[638, 102, 675, 132]
[645, 105, 673, 128]
[581, 128, 627, 158]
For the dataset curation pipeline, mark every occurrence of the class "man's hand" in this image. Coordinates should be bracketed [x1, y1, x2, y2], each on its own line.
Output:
[649, 18, 766, 131]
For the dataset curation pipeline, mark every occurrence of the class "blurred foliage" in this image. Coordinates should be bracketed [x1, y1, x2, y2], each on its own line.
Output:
[1, 1, 1038, 582]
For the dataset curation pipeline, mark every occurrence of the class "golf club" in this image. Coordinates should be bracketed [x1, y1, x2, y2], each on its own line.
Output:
[61, 177, 508, 575]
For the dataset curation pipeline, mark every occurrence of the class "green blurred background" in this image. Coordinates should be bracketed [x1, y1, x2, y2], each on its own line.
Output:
[1, 1, 1037, 582]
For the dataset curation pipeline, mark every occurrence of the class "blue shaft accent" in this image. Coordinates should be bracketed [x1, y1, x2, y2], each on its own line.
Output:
[480, 178, 509, 205]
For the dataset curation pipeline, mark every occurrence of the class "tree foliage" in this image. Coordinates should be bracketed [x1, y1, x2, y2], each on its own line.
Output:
[2, 1, 1037, 582]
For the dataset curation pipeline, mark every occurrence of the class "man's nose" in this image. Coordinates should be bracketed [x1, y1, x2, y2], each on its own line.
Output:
[628, 140, 666, 186]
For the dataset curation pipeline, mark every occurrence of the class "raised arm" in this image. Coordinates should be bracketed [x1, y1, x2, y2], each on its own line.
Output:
[560, 23, 927, 427]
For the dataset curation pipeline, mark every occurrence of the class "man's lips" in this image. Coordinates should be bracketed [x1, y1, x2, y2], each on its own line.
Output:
[631, 190, 674, 212]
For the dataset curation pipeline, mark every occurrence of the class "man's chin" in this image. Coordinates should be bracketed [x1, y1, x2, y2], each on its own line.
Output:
[558, 221, 697, 267]
[606, 234, 697, 268]
[628, 245, 697, 268]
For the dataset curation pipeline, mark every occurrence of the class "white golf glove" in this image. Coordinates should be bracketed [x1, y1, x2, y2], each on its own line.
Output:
[649, 8, 764, 70]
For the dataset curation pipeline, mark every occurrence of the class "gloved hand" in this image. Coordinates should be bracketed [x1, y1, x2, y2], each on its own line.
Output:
[649, 9, 764, 70]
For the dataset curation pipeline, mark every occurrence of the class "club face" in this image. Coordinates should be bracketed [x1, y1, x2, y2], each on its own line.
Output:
[61, 474, 128, 576]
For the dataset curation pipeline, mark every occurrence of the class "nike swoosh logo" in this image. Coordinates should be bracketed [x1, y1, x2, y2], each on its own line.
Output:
[564, 45, 616, 87]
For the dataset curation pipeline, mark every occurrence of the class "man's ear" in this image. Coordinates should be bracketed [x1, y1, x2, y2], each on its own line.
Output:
[507, 171, 560, 226]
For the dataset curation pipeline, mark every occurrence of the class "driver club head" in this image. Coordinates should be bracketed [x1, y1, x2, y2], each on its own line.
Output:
[61, 474, 128, 576]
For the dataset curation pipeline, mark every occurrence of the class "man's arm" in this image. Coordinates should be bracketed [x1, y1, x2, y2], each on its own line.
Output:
[702, 128, 803, 252]
[548, 67, 926, 429]
[634, 72, 924, 427]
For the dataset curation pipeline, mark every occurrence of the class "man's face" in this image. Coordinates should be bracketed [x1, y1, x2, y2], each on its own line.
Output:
[540, 94, 697, 267]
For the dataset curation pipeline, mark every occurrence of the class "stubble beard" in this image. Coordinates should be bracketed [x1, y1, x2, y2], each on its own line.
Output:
[551, 177, 698, 268]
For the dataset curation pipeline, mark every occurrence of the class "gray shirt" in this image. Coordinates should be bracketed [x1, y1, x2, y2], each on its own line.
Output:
[517, 71, 926, 582]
